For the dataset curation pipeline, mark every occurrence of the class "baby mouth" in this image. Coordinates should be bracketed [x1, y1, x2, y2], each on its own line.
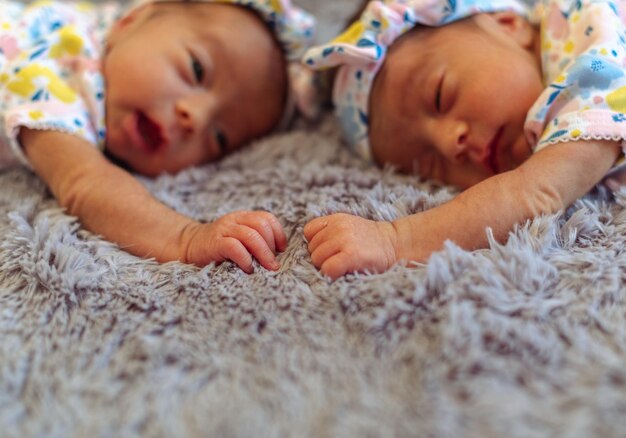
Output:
[136, 111, 164, 153]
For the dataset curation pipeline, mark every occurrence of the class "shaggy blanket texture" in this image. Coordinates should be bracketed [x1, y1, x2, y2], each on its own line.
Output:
[3, 1, 626, 437]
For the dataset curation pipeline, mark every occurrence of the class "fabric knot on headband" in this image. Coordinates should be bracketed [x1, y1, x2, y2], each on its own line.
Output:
[303, 0, 530, 161]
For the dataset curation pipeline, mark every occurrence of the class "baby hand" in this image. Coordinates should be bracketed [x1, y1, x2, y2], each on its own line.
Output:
[304, 213, 398, 279]
[184, 211, 287, 273]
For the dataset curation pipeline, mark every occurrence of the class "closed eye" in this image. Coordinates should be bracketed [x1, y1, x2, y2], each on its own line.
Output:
[435, 76, 444, 113]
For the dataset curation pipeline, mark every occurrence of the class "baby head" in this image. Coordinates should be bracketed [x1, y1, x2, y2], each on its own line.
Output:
[104, 0, 315, 176]
[305, 1, 542, 189]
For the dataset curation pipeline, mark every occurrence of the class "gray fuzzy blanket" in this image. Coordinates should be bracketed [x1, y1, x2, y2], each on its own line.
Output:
[3, 1, 626, 436]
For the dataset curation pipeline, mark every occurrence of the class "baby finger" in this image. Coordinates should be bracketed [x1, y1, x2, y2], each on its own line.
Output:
[268, 215, 288, 252]
[320, 252, 353, 280]
[217, 237, 254, 274]
[232, 225, 280, 271]
[309, 239, 341, 269]
[238, 213, 278, 253]
[303, 217, 330, 242]
[306, 222, 334, 254]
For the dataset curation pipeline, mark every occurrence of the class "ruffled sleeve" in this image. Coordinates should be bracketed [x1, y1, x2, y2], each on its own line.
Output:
[0, 2, 108, 170]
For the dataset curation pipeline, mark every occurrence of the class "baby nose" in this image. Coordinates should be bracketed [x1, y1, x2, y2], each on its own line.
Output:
[175, 94, 214, 135]
[438, 119, 469, 162]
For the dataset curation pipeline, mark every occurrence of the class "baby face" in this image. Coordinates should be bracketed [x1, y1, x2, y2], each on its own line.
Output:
[369, 13, 543, 189]
[103, 3, 286, 176]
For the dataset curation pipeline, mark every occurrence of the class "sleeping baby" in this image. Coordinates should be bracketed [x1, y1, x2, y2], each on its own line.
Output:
[303, 0, 626, 278]
[0, 0, 315, 273]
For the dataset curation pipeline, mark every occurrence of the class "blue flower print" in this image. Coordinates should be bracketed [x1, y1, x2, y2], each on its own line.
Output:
[567, 54, 624, 89]
[339, 105, 366, 146]
[543, 129, 569, 143]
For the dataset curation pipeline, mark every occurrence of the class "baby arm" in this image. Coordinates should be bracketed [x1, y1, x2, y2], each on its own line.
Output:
[305, 139, 620, 278]
[21, 129, 287, 273]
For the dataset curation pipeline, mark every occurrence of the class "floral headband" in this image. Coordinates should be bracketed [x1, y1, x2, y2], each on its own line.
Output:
[302, 0, 529, 161]
[128, 0, 320, 124]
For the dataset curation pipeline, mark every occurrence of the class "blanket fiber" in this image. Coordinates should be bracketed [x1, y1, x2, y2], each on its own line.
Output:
[3, 1, 626, 436]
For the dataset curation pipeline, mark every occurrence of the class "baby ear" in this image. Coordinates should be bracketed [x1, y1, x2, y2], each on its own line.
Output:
[106, 4, 151, 51]
[489, 11, 535, 49]
[114, 6, 144, 29]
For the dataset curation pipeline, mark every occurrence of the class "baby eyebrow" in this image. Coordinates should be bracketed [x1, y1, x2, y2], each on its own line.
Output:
[145, 9, 169, 21]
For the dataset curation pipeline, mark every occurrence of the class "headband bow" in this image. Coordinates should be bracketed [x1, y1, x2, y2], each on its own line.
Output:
[303, 0, 529, 161]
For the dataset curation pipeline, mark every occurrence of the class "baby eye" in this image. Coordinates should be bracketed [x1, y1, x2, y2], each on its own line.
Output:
[214, 128, 229, 155]
[191, 56, 204, 83]
[435, 78, 443, 113]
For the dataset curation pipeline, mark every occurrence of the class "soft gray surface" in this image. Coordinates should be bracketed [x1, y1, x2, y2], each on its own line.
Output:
[3, 1, 626, 437]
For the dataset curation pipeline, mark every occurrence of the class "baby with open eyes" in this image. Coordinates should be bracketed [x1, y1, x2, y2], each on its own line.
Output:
[303, 0, 626, 278]
[0, 0, 315, 273]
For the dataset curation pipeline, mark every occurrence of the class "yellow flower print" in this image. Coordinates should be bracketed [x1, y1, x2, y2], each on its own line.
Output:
[333, 21, 366, 45]
[28, 111, 44, 121]
[378, 16, 390, 31]
[49, 26, 84, 59]
[76, 2, 94, 11]
[28, 0, 53, 11]
[7, 64, 77, 104]
[269, 0, 284, 14]
[607, 86, 626, 112]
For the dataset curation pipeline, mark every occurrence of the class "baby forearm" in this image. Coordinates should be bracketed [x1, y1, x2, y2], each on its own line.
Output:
[392, 171, 533, 261]
[61, 165, 196, 262]
[392, 139, 620, 262]
[21, 129, 196, 262]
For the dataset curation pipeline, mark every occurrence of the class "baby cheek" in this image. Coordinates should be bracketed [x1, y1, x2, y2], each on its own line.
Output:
[372, 132, 415, 171]
[197, 136, 219, 163]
